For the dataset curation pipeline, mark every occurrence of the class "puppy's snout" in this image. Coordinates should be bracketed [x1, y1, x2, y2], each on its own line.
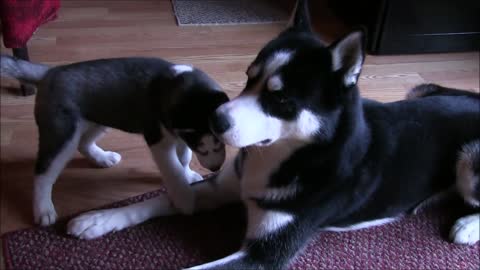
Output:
[210, 112, 231, 134]
[210, 164, 222, 172]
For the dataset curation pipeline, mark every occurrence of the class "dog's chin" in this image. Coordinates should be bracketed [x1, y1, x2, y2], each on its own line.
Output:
[254, 139, 274, 147]
[218, 134, 276, 148]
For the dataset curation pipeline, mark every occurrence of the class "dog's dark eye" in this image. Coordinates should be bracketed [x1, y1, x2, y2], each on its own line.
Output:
[273, 93, 289, 104]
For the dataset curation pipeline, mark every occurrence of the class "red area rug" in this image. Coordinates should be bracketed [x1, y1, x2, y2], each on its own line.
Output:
[2, 190, 479, 270]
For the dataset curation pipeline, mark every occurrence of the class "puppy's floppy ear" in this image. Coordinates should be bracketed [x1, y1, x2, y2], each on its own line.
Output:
[286, 0, 312, 32]
[328, 29, 365, 87]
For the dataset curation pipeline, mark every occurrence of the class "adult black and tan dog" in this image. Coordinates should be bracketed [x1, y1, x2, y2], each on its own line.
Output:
[66, 0, 479, 269]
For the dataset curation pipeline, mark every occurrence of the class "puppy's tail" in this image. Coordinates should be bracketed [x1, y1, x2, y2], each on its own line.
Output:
[1, 54, 50, 84]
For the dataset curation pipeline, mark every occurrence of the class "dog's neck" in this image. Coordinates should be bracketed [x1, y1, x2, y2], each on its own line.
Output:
[329, 87, 371, 175]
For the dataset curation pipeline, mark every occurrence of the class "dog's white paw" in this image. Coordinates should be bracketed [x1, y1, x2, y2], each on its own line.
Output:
[94, 151, 122, 168]
[185, 168, 203, 184]
[450, 214, 480, 245]
[67, 209, 127, 240]
[34, 202, 58, 226]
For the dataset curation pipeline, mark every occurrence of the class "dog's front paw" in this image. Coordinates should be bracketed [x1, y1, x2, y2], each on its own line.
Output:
[67, 209, 126, 239]
[185, 168, 203, 184]
[34, 201, 57, 226]
[450, 214, 480, 245]
[94, 151, 122, 168]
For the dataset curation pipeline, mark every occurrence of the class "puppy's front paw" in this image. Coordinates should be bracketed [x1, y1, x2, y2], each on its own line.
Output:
[67, 209, 125, 240]
[34, 201, 57, 226]
[185, 168, 203, 184]
[450, 214, 480, 245]
[94, 151, 122, 168]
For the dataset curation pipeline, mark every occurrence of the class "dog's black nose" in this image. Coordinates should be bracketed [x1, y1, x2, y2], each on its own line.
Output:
[210, 164, 222, 172]
[210, 112, 231, 134]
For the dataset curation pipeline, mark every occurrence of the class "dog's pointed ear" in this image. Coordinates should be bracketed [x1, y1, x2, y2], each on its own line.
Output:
[328, 29, 365, 87]
[286, 0, 312, 32]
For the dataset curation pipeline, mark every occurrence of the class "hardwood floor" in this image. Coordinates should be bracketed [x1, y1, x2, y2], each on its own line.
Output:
[0, 0, 478, 235]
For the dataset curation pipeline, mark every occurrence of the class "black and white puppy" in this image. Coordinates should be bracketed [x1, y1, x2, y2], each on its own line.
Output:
[65, 0, 479, 269]
[0, 55, 229, 226]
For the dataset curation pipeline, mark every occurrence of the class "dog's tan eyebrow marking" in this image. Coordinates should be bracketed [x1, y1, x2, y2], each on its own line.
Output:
[265, 50, 293, 76]
[247, 64, 261, 78]
[267, 75, 283, 91]
[246, 51, 293, 94]
[172, 65, 193, 76]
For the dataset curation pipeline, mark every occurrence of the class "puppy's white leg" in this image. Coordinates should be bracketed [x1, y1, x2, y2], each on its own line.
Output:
[149, 131, 198, 214]
[67, 160, 241, 239]
[450, 214, 480, 245]
[177, 140, 203, 183]
[78, 123, 121, 168]
[34, 128, 82, 226]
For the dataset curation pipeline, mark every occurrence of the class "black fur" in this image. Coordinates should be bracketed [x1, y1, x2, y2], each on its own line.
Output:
[28, 57, 229, 172]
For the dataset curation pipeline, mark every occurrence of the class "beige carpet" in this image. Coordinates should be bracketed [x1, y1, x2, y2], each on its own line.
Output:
[171, 0, 289, 26]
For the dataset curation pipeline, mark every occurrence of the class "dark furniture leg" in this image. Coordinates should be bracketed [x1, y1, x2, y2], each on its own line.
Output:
[12, 47, 36, 96]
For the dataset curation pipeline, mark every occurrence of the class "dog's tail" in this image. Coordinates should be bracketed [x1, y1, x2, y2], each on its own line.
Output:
[406, 83, 479, 100]
[1, 54, 50, 84]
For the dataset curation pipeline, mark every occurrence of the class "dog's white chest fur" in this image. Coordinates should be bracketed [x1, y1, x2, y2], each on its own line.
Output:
[240, 141, 303, 238]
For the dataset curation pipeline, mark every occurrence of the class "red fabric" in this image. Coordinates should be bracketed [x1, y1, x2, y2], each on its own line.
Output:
[0, 0, 60, 48]
[1, 190, 479, 270]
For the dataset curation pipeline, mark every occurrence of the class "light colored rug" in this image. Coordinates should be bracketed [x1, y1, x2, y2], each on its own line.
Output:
[171, 0, 289, 26]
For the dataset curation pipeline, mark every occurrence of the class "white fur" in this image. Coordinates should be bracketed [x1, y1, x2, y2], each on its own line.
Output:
[456, 141, 480, 206]
[148, 127, 196, 214]
[322, 217, 398, 232]
[34, 124, 85, 226]
[246, 51, 293, 93]
[216, 94, 283, 147]
[246, 201, 294, 238]
[176, 140, 193, 167]
[289, 109, 321, 140]
[176, 141, 203, 183]
[195, 134, 225, 171]
[240, 141, 304, 238]
[265, 51, 293, 76]
[187, 251, 246, 270]
[450, 214, 480, 245]
[68, 158, 242, 240]
[33, 120, 124, 226]
[79, 123, 121, 168]
[215, 50, 315, 147]
[267, 75, 283, 91]
[217, 93, 321, 147]
[67, 195, 177, 239]
[172, 64, 193, 76]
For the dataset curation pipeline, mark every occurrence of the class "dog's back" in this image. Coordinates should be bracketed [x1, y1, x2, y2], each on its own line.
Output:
[35, 58, 174, 132]
[347, 93, 480, 222]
